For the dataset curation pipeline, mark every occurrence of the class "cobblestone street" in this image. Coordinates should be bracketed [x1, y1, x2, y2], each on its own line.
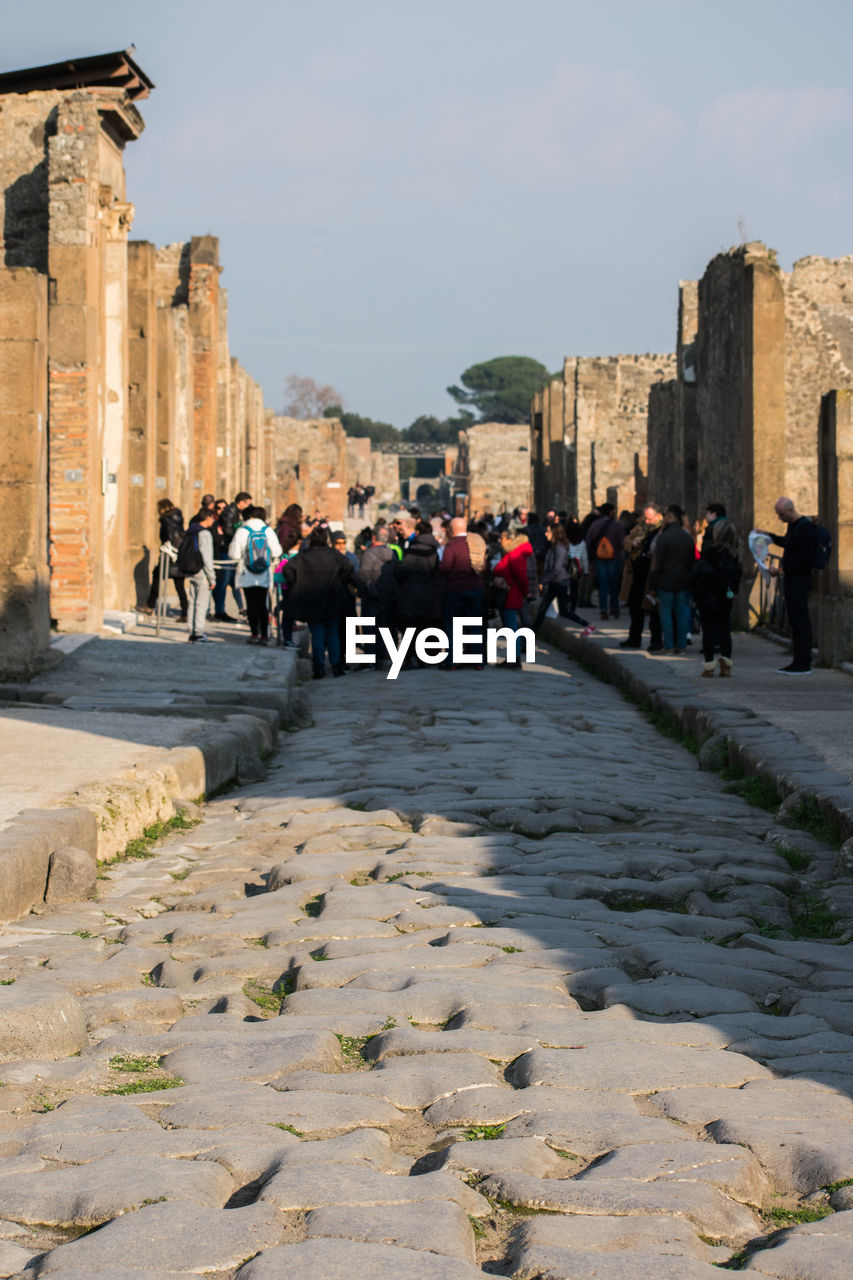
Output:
[2, 646, 853, 1278]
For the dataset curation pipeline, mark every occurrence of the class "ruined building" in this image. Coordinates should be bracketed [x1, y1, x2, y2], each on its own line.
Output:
[646, 242, 853, 657]
[647, 243, 853, 535]
[531, 353, 675, 516]
[0, 49, 398, 678]
[452, 422, 531, 515]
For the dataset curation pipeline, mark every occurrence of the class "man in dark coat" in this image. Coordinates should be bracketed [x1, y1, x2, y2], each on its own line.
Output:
[761, 496, 820, 674]
[394, 524, 441, 664]
[283, 526, 353, 678]
[356, 527, 398, 636]
[647, 504, 696, 652]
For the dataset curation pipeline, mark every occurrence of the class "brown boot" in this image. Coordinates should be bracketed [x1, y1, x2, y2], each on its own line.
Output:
[718, 657, 732, 677]
[701, 661, 715, 678]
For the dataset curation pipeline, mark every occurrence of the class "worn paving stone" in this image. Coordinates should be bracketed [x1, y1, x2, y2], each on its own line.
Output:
[34, 1200, 283, 1275]
[236, 1238, 486, 1279]
[258, 1164, 488, 1214]
[0, 1153, 234, 1226]
[304, 1199, 476, 1261]
[479, 1170, 759, 1243]
[509, 1044, 770, 1091]
[160, 1082, 403, 1134]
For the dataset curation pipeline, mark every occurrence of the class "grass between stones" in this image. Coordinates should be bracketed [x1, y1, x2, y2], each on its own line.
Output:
[101, 810, 201, 868]
[270, 1122, 304, 1137]
[243, 978, 282, 1016]
[102, 1053, 183, 1095]
[335, 1034, 372, 1069]
[463, 1124, 506, 1141]
[764, 1204, 834, 1225]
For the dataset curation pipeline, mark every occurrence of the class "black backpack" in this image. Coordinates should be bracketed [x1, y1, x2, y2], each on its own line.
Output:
[814, 523, 832, 570]
[176, 529, 204, 576]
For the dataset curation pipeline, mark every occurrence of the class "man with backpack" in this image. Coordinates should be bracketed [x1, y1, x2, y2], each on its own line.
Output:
[760, 497, 823, 674]
[228, 506, 283, 646]
[585, 502, 625, 620]
[177, 509, 217, 643]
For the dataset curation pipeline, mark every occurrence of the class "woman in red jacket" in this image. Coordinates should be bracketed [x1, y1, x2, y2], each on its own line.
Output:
[494, 529, 534, 666]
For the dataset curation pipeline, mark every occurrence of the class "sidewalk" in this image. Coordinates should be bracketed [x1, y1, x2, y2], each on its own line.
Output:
[542, 615, 853, 845]
[0, 615, 307, 922]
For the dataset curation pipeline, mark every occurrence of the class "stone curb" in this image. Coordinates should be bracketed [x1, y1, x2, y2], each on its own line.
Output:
[0, 657, 309, 925]
[542, 617, 853, 851]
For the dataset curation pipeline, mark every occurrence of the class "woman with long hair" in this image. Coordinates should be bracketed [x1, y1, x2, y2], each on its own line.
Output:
[689, 517, 742, 677]
[533, 522, 588, 630]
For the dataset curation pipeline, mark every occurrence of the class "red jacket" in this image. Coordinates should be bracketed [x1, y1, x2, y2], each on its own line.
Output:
[494, 541, 533, 609]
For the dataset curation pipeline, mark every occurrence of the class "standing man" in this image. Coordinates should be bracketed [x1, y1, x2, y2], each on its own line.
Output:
[619, 505, 664, 651]
[179, 508, 217, 644]
[646, 504, 695, 654]
[585, 502, 625, 621]
[762, 496, 820, 674]
[439, 516, 485, 664]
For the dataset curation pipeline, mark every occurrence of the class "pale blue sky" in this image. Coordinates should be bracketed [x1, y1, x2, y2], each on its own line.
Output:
[6, 1, 853, 425]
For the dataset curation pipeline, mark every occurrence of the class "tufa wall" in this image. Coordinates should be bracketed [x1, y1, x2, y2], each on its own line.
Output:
[646, 281, 699, 515]
[532, 354, 675, 517]
[454, 423, 531, 516]
[818, 390, 853, 665]
[273, 419, 399, 524]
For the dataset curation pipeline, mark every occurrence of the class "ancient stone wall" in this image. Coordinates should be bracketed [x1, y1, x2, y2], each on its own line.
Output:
[783, 257, 853, 514]
[0, 268, 50, 676]
[459, 422, 530, 516]
[0, 60, 281, 662]
[646, 281, 699, 516]
[571, 353, 675, 515]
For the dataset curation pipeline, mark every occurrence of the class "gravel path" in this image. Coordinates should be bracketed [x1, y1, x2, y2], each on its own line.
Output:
[1, 647, 853, 1278]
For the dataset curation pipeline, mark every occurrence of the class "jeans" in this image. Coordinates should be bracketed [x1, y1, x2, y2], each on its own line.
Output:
[309, 619, 341, 672]
[212, 566, 242, 616]
[595, 559, 621, 614]
[533, 582, 586, 629]
[658, 588, 691, 650]
[244, 586, 269, 639]
[784, 573, 813, 669]
[187, 572, 213, 636]
[443, 589, 484, 663]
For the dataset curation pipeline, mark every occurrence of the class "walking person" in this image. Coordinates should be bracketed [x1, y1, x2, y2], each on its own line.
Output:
[178, 508, 217, 643]
[211, 499, 239, 622]
[759, 496, 821, 674]
[283, 525, 354, 678]
[585, 502, 625, 620]
[228, 506, 283, 646]
[646, 504, 695, 654]
[689, 517, 742, 677]
[142, 498, 189, 620]
[533, 521, 588, 629]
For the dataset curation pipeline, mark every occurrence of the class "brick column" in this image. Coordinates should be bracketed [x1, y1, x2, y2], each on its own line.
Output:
[46, 99, 104, 630]
[188, 236, 220, 502]
[0, 268, 50, 675]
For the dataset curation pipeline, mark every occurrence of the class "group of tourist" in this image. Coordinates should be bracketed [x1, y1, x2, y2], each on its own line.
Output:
[142, 489, 823, 677]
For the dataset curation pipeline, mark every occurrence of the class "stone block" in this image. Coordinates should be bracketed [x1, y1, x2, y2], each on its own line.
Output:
[0, 977, 87, 1063]
[44, 845, 97, 906]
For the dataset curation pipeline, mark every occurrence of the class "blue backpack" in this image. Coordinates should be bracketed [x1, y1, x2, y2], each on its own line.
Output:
[244, 526, 271, 575]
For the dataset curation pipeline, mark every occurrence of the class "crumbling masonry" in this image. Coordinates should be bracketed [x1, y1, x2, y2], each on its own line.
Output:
[0, 49, 397, 677]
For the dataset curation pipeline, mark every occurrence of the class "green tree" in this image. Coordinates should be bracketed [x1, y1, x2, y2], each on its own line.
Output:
[404, 412, 473, 446]
[340, 412, 400, 446]
[447, 355, 550, 423]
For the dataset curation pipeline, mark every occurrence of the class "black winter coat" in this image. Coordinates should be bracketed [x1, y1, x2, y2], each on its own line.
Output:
[689, 545, 742, 610]
[282, 546, 354, 622]
[394, 535, 441, 623]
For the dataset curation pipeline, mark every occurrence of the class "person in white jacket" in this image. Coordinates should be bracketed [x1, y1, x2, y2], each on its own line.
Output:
[228, 506, 283, 645]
